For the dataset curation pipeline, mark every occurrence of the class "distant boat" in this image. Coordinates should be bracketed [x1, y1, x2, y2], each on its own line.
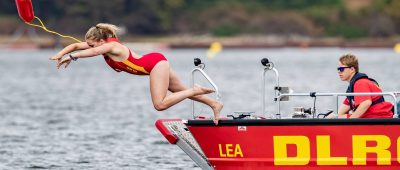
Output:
[394, 43, 400, 53]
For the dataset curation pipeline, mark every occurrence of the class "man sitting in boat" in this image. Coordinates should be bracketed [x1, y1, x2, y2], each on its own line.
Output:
[337, 54, 393, 118]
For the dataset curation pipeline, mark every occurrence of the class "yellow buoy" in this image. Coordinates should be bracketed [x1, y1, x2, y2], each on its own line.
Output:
[394, 43, 400, 53]
[207, 42, 223, 59]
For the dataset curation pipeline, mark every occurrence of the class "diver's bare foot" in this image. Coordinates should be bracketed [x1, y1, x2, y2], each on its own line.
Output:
[211, 101, 223, 125]
[193, 84, 215, 96]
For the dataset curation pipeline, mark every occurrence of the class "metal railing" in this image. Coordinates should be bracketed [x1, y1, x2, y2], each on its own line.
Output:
[262, 58, 279, 118]
[191, 58, 220, 119]
[260, 58, 399, 119]
[261, 58, 285, 118]
[276, 92, 399, 118]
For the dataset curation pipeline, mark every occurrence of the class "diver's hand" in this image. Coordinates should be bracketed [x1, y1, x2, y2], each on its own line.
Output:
[57, 57, 72, 69]
[50, 54, 63, 61]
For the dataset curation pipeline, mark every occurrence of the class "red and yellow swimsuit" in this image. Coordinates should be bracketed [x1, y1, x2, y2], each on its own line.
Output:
[103, 38, 167, 75]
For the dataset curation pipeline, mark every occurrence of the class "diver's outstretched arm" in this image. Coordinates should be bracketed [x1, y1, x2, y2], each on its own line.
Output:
[50, 42, 90, 61]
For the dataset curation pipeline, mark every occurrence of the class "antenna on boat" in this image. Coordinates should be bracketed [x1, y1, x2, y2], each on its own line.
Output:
[191, 58, 220, 119]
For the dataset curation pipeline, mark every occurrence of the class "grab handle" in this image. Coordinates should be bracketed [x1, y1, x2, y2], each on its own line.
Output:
[191, 58, 220, 118]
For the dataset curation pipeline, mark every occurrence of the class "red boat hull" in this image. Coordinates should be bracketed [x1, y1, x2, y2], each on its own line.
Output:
[157, 119, 400, 169]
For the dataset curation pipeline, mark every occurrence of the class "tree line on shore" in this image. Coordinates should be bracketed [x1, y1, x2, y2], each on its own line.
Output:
[1, 0, 400, 39]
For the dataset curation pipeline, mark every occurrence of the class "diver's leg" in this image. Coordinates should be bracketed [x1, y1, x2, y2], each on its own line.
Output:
[149, 61, 214, 111]
[168, 68, 223, 123]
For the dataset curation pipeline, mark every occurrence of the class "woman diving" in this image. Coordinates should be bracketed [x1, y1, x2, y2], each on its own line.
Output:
[50, 23, 222, 124]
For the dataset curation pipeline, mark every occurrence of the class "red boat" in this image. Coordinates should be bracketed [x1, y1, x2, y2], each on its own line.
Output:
[156, 58, 400, 170]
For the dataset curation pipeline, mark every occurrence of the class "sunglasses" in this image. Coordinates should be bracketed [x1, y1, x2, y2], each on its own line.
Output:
[337, 66, 351, 72]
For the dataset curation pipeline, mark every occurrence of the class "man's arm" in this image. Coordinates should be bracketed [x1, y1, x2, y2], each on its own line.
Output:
[337, 104, 351, 118]
[349, 100, 372, 118]
[350, 79, 373, 118]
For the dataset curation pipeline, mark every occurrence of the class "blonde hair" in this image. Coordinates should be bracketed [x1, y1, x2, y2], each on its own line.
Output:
[85, 23, 119, 41]
[339, 53, 359, 72]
